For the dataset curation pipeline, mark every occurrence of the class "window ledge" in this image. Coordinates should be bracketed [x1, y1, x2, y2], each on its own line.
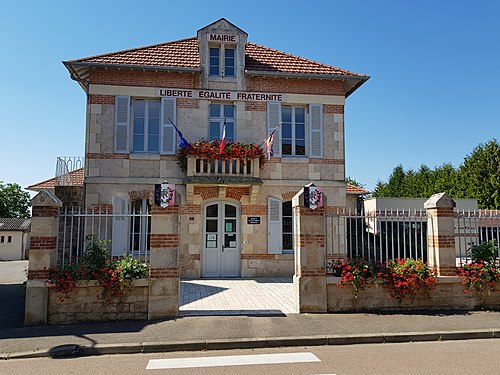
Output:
[281, 157, 309, 164]
[130, 153, 161, 161]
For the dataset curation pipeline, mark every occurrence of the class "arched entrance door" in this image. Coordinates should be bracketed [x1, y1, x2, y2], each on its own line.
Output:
[202, 201, 240, 277]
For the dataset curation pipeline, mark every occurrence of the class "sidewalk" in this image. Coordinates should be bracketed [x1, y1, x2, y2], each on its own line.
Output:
[1, 311, 500, 359]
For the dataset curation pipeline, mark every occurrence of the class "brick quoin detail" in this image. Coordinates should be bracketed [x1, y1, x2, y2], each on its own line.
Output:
[427, 208, 455, 218]
[241, 254, 276, 260]
[324, 104, 344, 114]
[226, 187, 249, 201]
[150, 234, 179, 248]
[309, 158, 344, 165]
[32, 206, 59, 217]
[298, 234, 325, 246]
[428, 235, 455, 248]
[194, 186, 218, 200]
[242, 205, 267, 215]
[149, 267, 179, 279]
[437, 266, 457, 276]
[28, 270, 50, 280]
[246, 77, 349, 96]
[299, 267, 326, 277]
[89, 69, 199, 88]
[180, 205, 202, 215]
[151, 205, 179, 215]
[245, 101, 266, 111]
[181, 254, 201, 261]
[89, 95, 114, 105]
[30, 237, 57, 250]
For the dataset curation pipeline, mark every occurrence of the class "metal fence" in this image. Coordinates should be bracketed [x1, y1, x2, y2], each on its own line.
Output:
[58, 206, 151, 265]
[454, 210, 500, 265]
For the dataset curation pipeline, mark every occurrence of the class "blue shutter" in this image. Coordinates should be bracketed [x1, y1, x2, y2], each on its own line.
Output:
[114, 96, 130, 153]
[160, 97, 176, 155]
[309, 104, 323, 158]
[267, 102, 281, 157]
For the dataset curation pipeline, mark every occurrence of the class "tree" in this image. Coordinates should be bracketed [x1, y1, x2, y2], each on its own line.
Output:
[457, 139, 500, 209]
[0, 182, 30, 218]
[345, 176, 365, 189]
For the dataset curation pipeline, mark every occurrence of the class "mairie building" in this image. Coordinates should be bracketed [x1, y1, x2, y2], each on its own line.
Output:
[63, 18, 369, 278]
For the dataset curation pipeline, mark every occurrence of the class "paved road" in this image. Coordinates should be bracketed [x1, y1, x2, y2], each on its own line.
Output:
[1, 339, 499, 374]
[0, 260, 28, 329]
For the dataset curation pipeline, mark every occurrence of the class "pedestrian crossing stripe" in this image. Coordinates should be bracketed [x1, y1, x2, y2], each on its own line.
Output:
[146, 352, 320, 369]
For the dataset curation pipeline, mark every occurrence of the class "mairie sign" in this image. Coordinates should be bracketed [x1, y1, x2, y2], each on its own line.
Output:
[156, 88, 283, 102]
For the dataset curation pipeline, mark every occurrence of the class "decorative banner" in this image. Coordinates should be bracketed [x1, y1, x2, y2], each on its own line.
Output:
[304, 184, 323, 210]
[154, 183, 175, 208]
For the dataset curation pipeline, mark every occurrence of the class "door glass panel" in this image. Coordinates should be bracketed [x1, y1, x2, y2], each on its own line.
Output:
[206, 219, 218, 232]
[225, 233, 236, 248]
[225, 219, 236, 233]
[206, 204, 218, 217]
[225, 204, 236, 217]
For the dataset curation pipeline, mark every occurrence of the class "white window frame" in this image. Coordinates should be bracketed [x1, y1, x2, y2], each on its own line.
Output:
[281, 106, 307, 157]
[282, 201, 294, 254]
[209, 103, 236, 143]
[129, 198, 151, 256]
[132, 99, 161, 153]
[209, 45, 236, 78]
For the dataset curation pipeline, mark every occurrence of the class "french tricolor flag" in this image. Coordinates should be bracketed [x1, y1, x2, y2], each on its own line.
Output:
[219, 118, 227, 154]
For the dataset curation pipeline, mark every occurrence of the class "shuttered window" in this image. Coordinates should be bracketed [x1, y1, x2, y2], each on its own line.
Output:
[114, 96, 130, 153]
[309, 103, 323, 158]
[267, 102, 281, 157]
[160, 97, 176, 154]
[268, 196, 283, 254]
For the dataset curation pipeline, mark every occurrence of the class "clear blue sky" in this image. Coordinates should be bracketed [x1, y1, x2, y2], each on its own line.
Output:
[1, 0, 499, 194]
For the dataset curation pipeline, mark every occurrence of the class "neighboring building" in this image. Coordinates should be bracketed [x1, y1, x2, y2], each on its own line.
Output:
[363, 197, 478, 214]
[0, 218, 31, 261]
[61, 18, 369, 278]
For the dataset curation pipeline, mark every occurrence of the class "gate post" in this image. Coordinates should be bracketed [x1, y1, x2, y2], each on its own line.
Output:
[292, 188, 327, 313]
[148, 205, 180, 320]
[25, 190, 62, 326]
[424, 193, 457, 276]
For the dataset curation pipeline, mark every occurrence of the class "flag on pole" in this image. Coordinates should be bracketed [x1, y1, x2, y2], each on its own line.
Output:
[264, 131, 275, 160]
[168, 118, 190, 149]
[219, 118, 227, 154]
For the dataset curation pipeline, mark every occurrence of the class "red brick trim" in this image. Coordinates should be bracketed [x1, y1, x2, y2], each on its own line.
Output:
[281, 191, 298, 201]
[226, 187, 249, 201]
[437, 266, 457, 277]
[428, 235, 455, 248]
[181, 254, 201, 261]
[86, 153, 129, 160]
[180, 205, 202, 215]
[245, 102, 266, 111]
[309, 158, 344, 165]
[129, 190, 151, 200]
[242, 205, 267, 215]
[297, 234, 325, 246]
[149, 267, 179, 278]
[241, 254, 276, 260]
[30, 237, 57, 250]
[324, 104, 344, 114]
[28, 270, 49, 280]
[32, 206, 59, 217]
[89, 94, 114, 105]
[150, 234, 179, 248]
[151, 206, 180, 215]
[298, 267, 326, 277]
[427, 207, 455, 217]
[194, 186, 219, 200]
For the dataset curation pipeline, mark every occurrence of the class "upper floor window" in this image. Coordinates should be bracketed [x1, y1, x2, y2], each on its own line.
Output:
[209, 46, 235, 78]
[132, 100, 160, 153]
[209, 103, 235, 142]
[282, 107, 306, 156]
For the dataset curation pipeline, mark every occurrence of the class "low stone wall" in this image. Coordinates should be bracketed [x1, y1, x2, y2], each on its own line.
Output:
[48, 279, 149, 324]
[327, 277, 500, 312]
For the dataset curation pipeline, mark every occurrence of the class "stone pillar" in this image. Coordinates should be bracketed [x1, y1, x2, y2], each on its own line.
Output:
[148, 205, 180, 320]
[25, 190, 62, 326]
[424, 193, 457, 277]
[292, 188, 327, 313]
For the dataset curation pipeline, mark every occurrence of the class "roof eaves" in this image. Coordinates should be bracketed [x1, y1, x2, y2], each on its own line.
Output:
[245, 69, 368, 81]
[64, 61, 201, 74]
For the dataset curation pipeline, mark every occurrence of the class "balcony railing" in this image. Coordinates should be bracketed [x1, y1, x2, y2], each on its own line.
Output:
[55, 156, 84, 186]
[186, 156, 260, 180]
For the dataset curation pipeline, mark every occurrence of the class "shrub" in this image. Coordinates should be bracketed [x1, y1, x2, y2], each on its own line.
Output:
[331, 258, 385, 298]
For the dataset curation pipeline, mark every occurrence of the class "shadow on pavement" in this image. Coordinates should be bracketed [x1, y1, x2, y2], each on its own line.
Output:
[0, 283, 26, 329]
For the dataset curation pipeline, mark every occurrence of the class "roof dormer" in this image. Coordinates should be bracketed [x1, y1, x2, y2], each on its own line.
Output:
[197, 18, 248, 90]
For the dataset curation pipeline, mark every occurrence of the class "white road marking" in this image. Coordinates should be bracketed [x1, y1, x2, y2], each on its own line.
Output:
[146, 352, 320, 369]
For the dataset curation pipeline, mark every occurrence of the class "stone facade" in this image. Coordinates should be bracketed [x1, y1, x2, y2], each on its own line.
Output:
[48, 280, 149, 324]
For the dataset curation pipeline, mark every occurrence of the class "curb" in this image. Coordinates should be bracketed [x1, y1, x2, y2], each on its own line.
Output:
[2, 330, 499, 360]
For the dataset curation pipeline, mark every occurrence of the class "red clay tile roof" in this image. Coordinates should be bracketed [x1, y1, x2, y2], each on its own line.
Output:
[346, 184, 369, 195]
[67, 37, 365, 77]
[27, 168, 84, 191]
[68, 38, 200, 69]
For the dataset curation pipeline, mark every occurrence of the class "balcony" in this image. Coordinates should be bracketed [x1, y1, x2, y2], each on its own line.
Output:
[185, 155, 262, 185]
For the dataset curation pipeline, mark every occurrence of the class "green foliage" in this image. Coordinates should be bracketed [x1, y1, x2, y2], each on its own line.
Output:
[0, 181, 30, 218]
[469, 241, 499, 265]
[48, 237, 148, 301]
[373, 139, 500, 209]
[345, 176, 365, 189]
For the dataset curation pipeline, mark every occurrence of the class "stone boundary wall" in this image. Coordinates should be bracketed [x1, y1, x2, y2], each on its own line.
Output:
[48, 279, 149, 324]
[327, 277, 500, 312]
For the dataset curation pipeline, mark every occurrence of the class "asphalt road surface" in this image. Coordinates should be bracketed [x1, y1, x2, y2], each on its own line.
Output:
[1, 339, 499, 375]
[0, 260, 28, 328]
